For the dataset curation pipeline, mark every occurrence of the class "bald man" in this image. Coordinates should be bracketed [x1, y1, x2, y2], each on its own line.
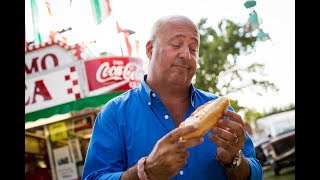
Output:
[82, 15, 263, 180]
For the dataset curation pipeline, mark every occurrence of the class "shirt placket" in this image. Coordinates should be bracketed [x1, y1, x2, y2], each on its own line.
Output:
[149, 92, 176, 132]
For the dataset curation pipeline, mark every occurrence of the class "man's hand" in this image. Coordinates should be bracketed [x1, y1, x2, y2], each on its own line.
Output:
[145, 124, 204, 180]
[209, 109, 246, 164]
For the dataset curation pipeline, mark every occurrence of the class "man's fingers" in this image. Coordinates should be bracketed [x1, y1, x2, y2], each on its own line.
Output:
[165, 124, 199, 142]
[216, 118, 243, 135]
[183, 137, 204, 149]
[223, 109, 245, 127]
[177, 150, 189, 160]
[212, 127, 235, 142]
[208, 133, 230, 150]
[177, 137, 204, 150]
[176, 140, 187, 149]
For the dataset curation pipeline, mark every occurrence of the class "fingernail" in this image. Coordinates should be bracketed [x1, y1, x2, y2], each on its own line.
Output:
[218, 119, 223, 124]
[200, 137, 204, 142]
[193, 124, 199, 128]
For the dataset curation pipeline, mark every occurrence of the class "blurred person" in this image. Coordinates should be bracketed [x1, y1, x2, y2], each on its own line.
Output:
[244, 121, 253, 136]
[82, 15, 263, 180]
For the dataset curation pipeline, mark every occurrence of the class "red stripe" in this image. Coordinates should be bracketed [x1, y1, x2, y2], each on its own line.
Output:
[106, 0, 112, 15]
[116, 21, 132, 56]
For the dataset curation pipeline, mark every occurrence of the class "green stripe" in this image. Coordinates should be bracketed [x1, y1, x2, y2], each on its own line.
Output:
[25, 91, 125, 122]
[92, 0, 102, 24]
[30, 0, 42, 44]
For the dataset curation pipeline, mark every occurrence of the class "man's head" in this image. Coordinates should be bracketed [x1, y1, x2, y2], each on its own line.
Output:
[146, 15, 200, 87]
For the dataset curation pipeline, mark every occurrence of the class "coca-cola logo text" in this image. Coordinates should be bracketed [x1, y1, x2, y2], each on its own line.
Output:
[96, 61, 143, 83]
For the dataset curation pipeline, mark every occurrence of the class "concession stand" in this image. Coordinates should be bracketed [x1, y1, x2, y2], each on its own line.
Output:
[25, 40, 144, 180]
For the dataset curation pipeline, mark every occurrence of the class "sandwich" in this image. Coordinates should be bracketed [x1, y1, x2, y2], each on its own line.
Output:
[179, 96, 230, 140]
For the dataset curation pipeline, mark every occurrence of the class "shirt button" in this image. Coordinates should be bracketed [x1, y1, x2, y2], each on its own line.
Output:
[179, 170, 184, 175]
[152, 93, 156, 97]
[148, 102, 151, 106]
[164, 115, 169, 119]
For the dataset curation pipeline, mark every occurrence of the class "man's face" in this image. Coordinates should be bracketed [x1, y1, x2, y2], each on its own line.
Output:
[149, 20, 199, 87]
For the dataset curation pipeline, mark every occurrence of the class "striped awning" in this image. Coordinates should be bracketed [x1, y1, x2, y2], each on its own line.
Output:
[25, 91, 124, 123]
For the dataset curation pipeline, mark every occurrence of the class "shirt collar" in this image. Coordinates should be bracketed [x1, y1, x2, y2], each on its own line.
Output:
[138, 75, 153, 104]
[139, 74, 196, 107]
[190, 84, 196, 108]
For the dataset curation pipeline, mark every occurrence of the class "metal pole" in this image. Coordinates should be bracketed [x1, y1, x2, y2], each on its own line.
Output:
[44, 125, 57, 180]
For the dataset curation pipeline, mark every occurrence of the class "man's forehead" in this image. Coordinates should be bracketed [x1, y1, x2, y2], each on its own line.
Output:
[160, 22, 199, 42]
[165, 21, 198, 33]
[168, 34, 199, 44]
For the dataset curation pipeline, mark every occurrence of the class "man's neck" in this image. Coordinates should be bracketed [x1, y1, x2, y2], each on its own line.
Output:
[146, 78, 191, 103]
[146, 76, 192, 127]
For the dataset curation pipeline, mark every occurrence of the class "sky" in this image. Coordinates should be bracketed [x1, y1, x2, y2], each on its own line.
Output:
[25, 0, 295, 113]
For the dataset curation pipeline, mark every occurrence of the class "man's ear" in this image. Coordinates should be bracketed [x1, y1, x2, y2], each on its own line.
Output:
[146, 40, 153, 60]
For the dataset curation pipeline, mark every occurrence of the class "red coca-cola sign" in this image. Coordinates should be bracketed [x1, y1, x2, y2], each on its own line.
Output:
[84, 56, 144, 94]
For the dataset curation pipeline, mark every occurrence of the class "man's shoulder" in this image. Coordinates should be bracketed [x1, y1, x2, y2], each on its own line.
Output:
[96, 88, 140, 122]
[105, 88, 139, 106]
[194, 87, 219, 100]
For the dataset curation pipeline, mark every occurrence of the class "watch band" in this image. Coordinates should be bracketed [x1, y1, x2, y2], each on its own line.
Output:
[137, 156, 151, 180]
[216, 150, 243, 168]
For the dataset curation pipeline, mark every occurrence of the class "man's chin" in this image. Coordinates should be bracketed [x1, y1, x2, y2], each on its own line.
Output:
[168, 75, 191, 87]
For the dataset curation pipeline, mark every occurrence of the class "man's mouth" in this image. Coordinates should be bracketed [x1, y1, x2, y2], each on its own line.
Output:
[173, 65, 189, 69]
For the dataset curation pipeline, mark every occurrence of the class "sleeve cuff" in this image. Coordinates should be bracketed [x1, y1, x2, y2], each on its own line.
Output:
[246, 157, 263, 180]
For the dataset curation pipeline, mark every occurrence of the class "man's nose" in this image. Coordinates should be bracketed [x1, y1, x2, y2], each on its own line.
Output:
[179, 46, 191, 60]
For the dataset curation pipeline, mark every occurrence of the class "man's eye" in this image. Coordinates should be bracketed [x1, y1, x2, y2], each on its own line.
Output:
[171, 44, 180, 48]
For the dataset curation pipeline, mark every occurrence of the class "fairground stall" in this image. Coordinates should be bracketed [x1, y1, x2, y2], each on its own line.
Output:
[25, 40, 144, 180]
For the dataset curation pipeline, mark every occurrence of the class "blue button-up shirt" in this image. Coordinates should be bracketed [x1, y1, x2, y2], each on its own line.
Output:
[82, 76, 263, 180]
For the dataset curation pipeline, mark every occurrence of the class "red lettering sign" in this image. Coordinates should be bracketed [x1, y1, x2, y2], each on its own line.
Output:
[84, 57, 144, 92]
[25, 54, 59, 75]
[25, 80, 53, 105]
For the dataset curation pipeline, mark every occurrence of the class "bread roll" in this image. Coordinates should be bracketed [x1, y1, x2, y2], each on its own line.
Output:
[179, 97, 230, 140]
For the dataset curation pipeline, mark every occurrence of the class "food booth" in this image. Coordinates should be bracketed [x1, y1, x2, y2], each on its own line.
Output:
[25, 39, 144, 180]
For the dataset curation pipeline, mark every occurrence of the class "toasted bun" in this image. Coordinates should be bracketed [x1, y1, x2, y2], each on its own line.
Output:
[179, 96, 230, 140]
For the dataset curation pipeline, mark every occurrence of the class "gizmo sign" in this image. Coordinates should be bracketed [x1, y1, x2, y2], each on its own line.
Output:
[25, 40, 83, 114]
[25, 40, 144, 116]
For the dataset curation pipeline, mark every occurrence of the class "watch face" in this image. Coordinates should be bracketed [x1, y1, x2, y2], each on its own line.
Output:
[235, 150, 243, 167]
[215, 150, 243, 168]
[229, 150, 242, 168]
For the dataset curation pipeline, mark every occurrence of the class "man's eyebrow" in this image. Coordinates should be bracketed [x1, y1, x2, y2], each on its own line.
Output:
[168, 34, 199, 43]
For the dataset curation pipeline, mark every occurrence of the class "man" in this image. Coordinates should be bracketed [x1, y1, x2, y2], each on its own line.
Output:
[82, 15, 263, 180]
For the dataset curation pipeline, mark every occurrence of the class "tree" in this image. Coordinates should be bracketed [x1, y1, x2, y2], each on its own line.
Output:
[261, 103, 295, 117]
[244, 108, 263, 123]
[195, 18, 278, 112]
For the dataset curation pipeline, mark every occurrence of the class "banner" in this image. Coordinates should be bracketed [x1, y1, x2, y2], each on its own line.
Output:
[84, 56, 144, 96]
[25, 40, 82, 76]
[90, 0, 111, 25]
[25, 63, 84, 114]
[25, 41, 145, 122]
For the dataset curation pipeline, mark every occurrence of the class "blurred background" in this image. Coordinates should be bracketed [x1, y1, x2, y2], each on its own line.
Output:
[25, 0, 295, 179]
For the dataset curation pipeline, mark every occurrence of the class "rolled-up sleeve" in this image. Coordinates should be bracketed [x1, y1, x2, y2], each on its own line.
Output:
[82, 101, 125, 180]
[247, 157, 263, 180]
[242, 132, 263, 180]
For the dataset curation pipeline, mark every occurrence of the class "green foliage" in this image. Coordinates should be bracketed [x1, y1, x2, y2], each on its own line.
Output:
[244, 108, 263, 123]
[262, 103, 295, 117]
[195, 18, 278, 113]
[229, 99, 245, 113]
[244, 103, 295, 123]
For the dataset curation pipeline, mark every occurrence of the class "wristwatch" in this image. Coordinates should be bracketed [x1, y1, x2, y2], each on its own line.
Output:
[216, 150, 243, 168]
